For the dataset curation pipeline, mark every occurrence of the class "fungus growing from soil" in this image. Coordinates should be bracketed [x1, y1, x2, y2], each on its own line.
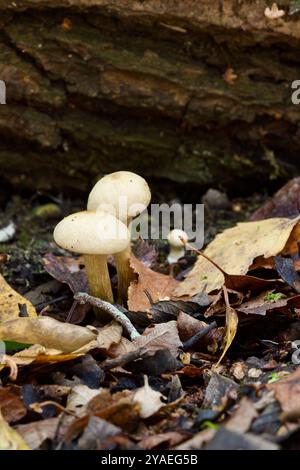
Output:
[53, 211, 130, 303]
[87, 171, 151, 301]
[167, 229, 188, 264]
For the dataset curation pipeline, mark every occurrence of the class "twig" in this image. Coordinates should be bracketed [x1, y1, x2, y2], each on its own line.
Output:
[180, 238, 227, 276]
[74, 292, 141, 340]
[102, 347, 147, 370]
[182, 321, 218, 351]
[30, 400, 76, 416]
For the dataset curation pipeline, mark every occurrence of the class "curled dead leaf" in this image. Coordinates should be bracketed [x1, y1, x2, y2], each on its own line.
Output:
[176, 216, 300, 296]
[128, 256, 179, 312]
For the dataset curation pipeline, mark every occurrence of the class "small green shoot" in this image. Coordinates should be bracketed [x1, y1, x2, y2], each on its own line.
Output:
[268, 372, 280, 384]
[201, 421, 219, 430]
[264, 292, 286, 303]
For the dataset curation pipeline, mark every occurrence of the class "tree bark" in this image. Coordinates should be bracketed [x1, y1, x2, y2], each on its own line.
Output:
[0, 1, 299, 193]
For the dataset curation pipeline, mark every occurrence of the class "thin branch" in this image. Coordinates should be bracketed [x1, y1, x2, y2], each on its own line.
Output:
[182, 321, 218, 351]
[180, 239, 227, 276]
[74, 292, 141, 340]
[102, 347, 147, 370]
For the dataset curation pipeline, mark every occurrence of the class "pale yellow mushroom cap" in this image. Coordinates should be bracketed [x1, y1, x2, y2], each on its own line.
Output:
[53, 211, 130, 255]
[87, 171, 151, 222]
[167, 229, 188, 248]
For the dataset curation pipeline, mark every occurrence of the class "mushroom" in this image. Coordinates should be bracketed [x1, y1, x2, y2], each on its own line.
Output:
[87, 171, 151, 301]
[53, 211, 130, 303]
[167, 229, 188, 264]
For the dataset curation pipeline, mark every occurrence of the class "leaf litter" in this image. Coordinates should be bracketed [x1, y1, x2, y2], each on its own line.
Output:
[1, 184, 300, 450]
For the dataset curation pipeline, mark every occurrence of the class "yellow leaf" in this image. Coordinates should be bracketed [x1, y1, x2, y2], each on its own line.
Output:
[175, 216, 300, 296]
[217, 287, 238, 365]
[0, 317, 96, 353]
[0, 411, 30, 450]
[0, 274, 37, 321]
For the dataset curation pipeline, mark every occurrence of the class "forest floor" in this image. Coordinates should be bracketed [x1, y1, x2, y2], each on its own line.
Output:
[0, 183, 300, 451]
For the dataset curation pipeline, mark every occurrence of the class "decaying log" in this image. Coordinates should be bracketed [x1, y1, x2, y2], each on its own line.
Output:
[0, 1, 299, 193]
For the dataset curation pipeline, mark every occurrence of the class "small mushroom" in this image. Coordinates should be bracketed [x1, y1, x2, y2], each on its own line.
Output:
[87, 171, 151, 301]
[167, 229, 188, 264]
[53, 211, 130, 303]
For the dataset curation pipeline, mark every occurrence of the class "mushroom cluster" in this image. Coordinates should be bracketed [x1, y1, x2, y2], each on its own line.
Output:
[53, 171, 151, 307]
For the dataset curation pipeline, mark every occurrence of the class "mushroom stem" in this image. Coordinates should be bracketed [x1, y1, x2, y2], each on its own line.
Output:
[114, 217, 135, 303]
[114, 244, 136, 302]
[84, 254, 113, 303]
[167, 246, 185, 264]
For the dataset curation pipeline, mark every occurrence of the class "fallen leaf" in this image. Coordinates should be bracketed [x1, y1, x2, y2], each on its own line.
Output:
[66, 385, 101, 415]
[217, 287, 238, 364]
[174, 428, 215, 450]
[268, 368, 300, 413]
[43, 254, 88, 293]
[275, 256, 300, 292]
[139, 431, 188, 450]
[177, 311, 222, 350]
[132, 239, 158, 268]
[251, 177, 300, 221]
[128, 256, 179, 311]
[133, 376, 165, 418]
[134, 321, 182, 358]
[0, 317, 96, 353]
[9, 345, 81, 367]
[150, 293, 210, 323]
[203, 372, 238, 409]
[77, 416, 121, 450]
[237, 291, 300, 316]
[15, 418, 59, 450]
[0, 411, 30, 450]
[176, 216, 300, 296]
[225, 398, 258, 433]
[127, 349, 180, 376]
[0, 385, 27, 423]
[0, 273, 37, 321]
[24, 280, 61, 307]
[205, 289, 243, 317]
[87, 389, 140, 432]
[74, 321, 123, 355]
[205, 428, 278, 450]
[109, 321, 182, 359]
[58, 355, 104, 389]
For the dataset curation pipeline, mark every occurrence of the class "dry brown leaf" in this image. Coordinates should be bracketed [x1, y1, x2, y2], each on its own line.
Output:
[73, 321, 123, 355]
[177, 311, 222, 350]
[139, 431, 188, 450]
[0, 273, 37, 321]
[109, 321, 182, 359]
[0, 317, 96, 353]
[9, 345, 81, 367]
[128, 255, 179, 311]
[251, 177, 300, 221]
[66, 385, 101, 415]
[0, 385, 27, 424]
[217, 287, 238, 365]
[237, 291, 300, 316]
[87, 389, 140, 432]
[225, 397, 258, 433]
[133, 376, 165, 418]
[15, 418, 59, 450]
[174, 427, 216, 450]
[176, 217, 300, 296]
[0, 410, 30, 450]
[268, 368, 300, 413]
[0, 321, 122, 370]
